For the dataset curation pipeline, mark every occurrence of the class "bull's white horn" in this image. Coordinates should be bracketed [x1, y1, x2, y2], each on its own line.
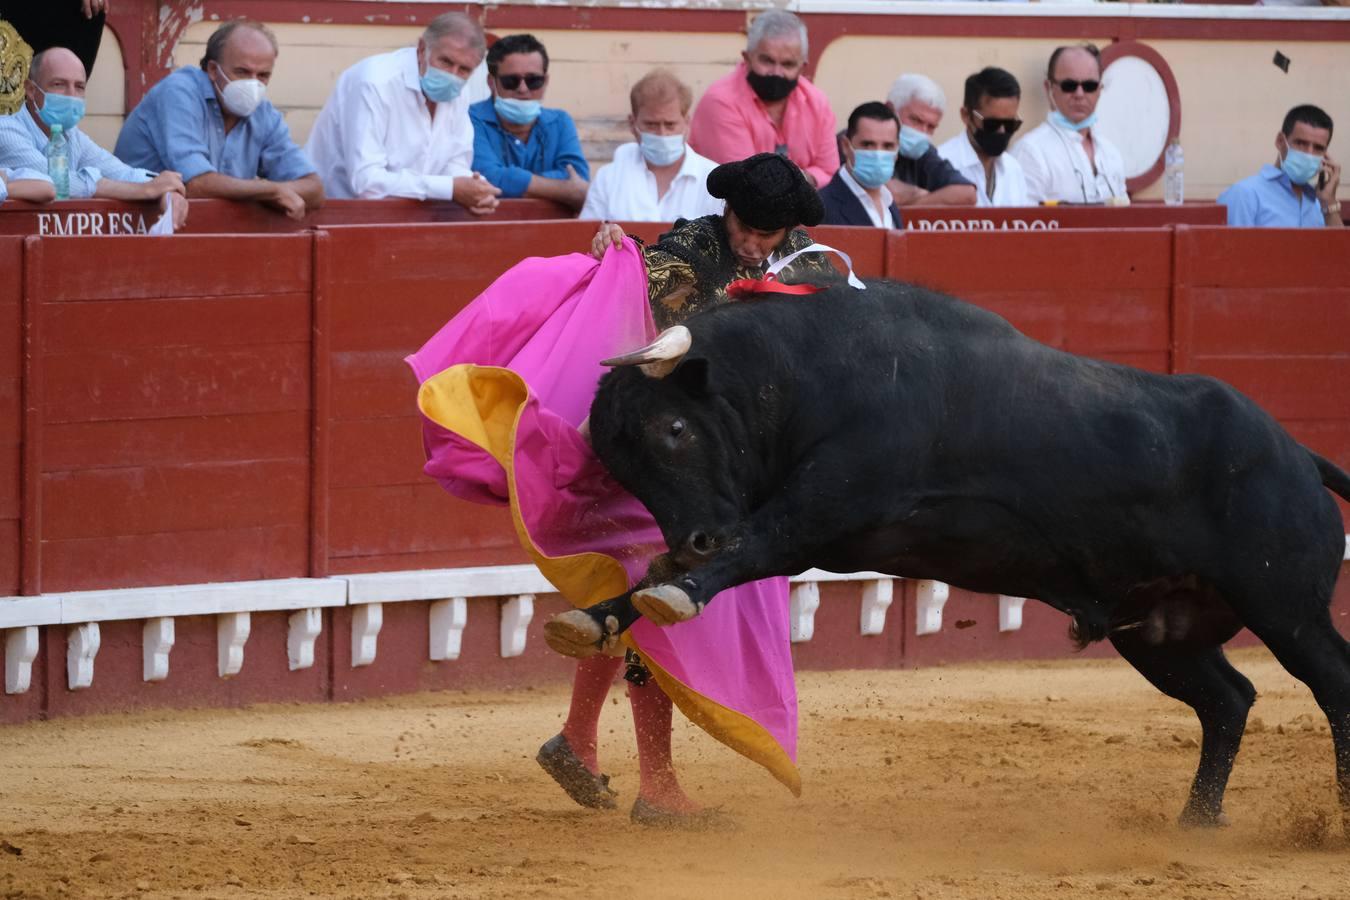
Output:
[599, 325, 691, 379]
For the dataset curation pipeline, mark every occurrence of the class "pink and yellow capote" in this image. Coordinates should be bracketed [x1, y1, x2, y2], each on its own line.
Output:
[406, 238, 801, 794]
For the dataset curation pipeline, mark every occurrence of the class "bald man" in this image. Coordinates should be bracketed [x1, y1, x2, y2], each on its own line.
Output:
[0, 46, 187, 223]
[115, 20, 322, 219]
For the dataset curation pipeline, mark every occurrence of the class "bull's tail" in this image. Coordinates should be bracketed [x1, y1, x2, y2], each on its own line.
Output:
[1309, 450, 1350, 502]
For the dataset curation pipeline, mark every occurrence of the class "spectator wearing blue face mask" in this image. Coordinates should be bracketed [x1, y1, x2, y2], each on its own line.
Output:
[1219, 105, 1342, 229]
[579, 69, 720, 223]
[883, 74, 976, 208]
[0, 46, 187, 222]
[820, 102, 903, 228]
[305, 13, 499, 213]
[470, 34, 590, 212]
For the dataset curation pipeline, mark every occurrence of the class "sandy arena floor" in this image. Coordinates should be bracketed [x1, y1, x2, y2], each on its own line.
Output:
[1, 648, 1347, 900]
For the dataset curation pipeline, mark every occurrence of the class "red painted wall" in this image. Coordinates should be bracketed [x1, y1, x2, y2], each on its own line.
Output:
[0, 238, 21, 597]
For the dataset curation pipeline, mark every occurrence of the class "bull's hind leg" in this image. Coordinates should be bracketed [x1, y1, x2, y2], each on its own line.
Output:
[1242, 610, 1350, 823]
[1109, 633, 1256, 827]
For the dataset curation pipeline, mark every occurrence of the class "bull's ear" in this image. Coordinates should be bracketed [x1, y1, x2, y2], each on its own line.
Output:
[670, 357, 710, 396]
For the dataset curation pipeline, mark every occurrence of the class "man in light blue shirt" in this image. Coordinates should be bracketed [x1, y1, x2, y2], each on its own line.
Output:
[1219, 104, 1342, 228]
[470, 34, 589, 211]
[114, 20, 323, 220]
[0, 166, 56, 203]
[0, 46, 185, 217]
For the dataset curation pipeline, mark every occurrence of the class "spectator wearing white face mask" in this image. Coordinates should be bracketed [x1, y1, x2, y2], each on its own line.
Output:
[305, 12, 499, 213]
[580, 70, 721, 223]
[115, 19, 322, 219]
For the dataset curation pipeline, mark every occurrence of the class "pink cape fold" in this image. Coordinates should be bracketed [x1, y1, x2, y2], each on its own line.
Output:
[406, 240, 798, 784]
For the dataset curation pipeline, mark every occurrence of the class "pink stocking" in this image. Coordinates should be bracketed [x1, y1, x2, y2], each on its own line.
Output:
[560, 655, 623, 774]
[629, 677, 699, 812]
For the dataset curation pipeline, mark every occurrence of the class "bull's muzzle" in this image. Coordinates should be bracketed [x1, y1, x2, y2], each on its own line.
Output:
[600, 325, 691, 379]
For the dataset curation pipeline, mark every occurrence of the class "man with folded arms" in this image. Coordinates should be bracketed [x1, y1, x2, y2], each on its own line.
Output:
[115, 20, 322, 220]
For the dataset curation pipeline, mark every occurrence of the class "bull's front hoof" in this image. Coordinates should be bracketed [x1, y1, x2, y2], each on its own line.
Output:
[633, 584, 701, 626]
[544, 611, 605, 658]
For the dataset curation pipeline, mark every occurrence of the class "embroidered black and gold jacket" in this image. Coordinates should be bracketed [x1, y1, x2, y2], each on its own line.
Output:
[641, 215, 839, 329]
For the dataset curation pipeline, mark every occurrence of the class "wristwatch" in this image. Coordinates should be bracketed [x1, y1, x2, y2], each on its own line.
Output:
[1324, 201, 1342, 216]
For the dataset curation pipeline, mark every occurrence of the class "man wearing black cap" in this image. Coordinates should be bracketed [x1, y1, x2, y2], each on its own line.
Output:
[591, 151, 837, 327]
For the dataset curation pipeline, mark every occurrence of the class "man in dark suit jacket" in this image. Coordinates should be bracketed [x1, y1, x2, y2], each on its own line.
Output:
[820, 102, 903, 229]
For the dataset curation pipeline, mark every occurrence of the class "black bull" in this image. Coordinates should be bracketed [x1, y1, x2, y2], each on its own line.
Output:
[542, 278, 1350, 828]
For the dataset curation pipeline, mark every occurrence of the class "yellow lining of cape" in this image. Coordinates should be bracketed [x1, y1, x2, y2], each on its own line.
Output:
[418, 364, 801, 796]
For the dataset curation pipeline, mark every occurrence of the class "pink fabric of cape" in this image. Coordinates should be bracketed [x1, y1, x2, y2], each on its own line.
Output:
[405, 239, 798, 781]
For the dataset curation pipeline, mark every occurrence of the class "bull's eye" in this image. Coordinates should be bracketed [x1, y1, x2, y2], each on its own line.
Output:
[669, 419, 685, 437]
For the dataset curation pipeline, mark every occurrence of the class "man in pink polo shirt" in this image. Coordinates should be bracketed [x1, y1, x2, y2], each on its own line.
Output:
[688, 9, 838, 188]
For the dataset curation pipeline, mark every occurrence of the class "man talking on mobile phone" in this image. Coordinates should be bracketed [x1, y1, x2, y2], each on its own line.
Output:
[1220, 104, 1342, 228]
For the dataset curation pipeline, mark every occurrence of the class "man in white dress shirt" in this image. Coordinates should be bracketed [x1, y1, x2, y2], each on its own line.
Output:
[937, 67, 1030, 208]
[305, 12, 500, 212]
[1011, 44, 1127, 204]
[579, 69, 720, 223]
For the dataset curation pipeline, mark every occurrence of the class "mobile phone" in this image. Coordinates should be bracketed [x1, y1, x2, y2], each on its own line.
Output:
[1318, 165, 1328, 191]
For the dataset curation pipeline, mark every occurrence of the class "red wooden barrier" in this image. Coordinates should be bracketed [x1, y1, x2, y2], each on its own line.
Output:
[889, 228, 1175, 373]
[0, 238, 21, 596]
[901, 203, 1226, 231]
[317, 222, 599, 577]
[0, 199, 577, 237]
[1174, 226, 1350, 519]
[22, 235, 315, 593]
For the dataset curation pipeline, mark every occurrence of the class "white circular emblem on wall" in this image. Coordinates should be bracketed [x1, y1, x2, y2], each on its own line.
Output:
[1095, 42, 1181, 192]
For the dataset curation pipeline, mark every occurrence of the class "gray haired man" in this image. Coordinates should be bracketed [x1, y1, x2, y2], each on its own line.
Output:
[885, 72, 976, 206]
[305, 11, 500, 211]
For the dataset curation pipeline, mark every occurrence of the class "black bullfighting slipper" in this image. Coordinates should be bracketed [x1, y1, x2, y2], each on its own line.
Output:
[536, 734, 618, 810]
[629, 797, 736, 831]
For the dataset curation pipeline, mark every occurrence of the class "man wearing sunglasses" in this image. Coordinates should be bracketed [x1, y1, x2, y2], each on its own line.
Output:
[304, 13, 500, 213]
[937, 67, 1029, 207]
[1011, 44, 1126, 205]
[1219, 105, 1341, 229]
[470, 34, 590, 212]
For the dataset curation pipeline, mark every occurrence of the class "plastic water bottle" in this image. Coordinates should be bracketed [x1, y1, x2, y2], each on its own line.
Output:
[1164, 139, 1184, 206]
[47, 124, 70, 200]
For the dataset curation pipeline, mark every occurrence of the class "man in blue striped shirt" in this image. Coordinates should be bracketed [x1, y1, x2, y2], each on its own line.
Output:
[114, 20, 322, 220]
[0, 46, 185, 221]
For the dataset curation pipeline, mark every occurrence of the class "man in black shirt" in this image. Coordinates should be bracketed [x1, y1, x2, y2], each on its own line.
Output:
[885, 72, 976, 207]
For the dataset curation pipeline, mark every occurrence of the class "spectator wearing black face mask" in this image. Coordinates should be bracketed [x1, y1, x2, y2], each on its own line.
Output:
[687, 9, 838, 188]
[937, 67, 1030, 207]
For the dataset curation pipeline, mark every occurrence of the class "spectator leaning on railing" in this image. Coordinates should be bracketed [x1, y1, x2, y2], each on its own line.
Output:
[470, 34, 589, 212]
[114, 20, 323, 220]
[883, 74, 977, 208]
[305, 12, 500, 213]
[0, 47, 188, 227]
[1219, 105, 1342, 228]
[0, 165, 55, 203]
[936, 67, 1030, 208]
[579, 69, 721, 223]
[687, 9, 838, 189]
